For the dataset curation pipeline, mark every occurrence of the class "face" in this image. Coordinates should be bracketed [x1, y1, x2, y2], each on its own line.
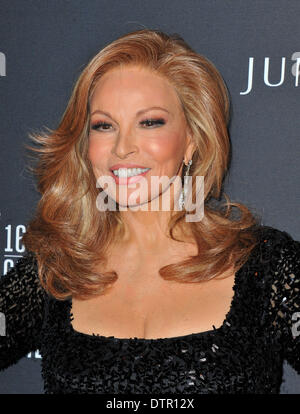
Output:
[88, 65, 194, 209]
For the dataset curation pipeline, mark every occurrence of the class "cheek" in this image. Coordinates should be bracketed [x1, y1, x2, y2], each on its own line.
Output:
[88, 138, 106, 166]
[145, 132, 184, 163]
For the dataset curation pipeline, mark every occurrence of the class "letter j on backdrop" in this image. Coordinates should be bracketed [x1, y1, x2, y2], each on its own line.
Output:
[240, 53, 300, 95]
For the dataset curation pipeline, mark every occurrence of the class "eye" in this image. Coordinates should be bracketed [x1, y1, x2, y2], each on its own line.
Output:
[91, 122, 112, 131]
[140, 118, 166, 128]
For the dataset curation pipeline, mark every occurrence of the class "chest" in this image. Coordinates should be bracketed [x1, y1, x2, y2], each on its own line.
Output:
[70, 247, 236, 339]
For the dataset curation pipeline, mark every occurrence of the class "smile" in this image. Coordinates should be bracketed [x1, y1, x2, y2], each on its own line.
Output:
[112, 167, 150, 178]
[110, 167, 151, 185]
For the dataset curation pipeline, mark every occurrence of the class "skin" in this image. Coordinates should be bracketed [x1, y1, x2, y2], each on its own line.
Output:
[70, 64, 236, 339]
[88, 64, 195, 253]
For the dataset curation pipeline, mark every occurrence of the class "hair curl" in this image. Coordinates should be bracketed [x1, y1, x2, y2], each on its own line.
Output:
[22, 29, 262, 300]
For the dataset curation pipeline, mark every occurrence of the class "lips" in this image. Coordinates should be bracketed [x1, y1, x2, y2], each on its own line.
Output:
[109, 163, 149, 171]
[109, 167, 151, 185]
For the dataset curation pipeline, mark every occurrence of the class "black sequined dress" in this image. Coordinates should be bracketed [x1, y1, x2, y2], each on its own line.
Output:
[0, 225, 299, 393]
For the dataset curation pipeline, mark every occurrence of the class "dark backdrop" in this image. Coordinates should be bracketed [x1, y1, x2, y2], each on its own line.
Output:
[0, 0, 299, 393]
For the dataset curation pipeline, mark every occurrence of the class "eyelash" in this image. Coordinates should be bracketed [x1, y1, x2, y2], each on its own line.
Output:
[91, 118, 166, 131]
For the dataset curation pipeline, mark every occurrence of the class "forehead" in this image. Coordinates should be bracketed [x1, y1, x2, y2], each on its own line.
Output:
[89, 65, 182, 111]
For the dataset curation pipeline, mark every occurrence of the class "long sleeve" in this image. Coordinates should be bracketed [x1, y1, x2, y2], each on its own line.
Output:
[264, 228, 300, 374]
[0, 251, 46, 371]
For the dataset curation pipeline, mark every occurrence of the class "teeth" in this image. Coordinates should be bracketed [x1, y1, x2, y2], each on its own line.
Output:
[112, 167, 150, 178]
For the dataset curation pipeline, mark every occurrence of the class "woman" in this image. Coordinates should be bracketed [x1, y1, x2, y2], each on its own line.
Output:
[0, 29, 299, 394]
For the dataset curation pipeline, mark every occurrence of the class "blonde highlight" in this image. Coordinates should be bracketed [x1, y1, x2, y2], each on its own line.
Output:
[22, 29, 261, 300]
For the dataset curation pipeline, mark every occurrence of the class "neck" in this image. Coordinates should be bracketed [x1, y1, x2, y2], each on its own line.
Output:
[119, 209, 173, 251]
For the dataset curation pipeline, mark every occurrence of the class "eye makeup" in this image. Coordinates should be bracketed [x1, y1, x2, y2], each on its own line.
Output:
[90, 118, 166, 131]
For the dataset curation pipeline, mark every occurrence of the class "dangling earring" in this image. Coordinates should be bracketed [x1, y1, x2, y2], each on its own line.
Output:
[178, 159, 192, 210]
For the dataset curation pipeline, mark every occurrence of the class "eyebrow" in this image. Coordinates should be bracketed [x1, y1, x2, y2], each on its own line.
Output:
[90, 106, 170, 117]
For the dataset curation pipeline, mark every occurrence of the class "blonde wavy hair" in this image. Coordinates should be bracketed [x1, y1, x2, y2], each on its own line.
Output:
[22, 29, 262, 300]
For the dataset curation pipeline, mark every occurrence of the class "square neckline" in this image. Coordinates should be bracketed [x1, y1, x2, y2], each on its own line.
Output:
[64, 228, 264, 342]
[66, 260, 246, 343]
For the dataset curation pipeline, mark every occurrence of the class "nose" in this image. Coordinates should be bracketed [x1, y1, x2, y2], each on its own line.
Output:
[112, 126, 138, 159]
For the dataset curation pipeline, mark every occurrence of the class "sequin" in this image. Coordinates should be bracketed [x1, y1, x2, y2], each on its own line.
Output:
[0, 225, 299, 393]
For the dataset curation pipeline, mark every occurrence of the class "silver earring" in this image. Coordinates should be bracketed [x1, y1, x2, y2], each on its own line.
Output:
[178, 159, 192, 210]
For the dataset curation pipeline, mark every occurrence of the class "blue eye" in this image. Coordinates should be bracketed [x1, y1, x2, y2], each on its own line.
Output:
[140, 118, 166, 127]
